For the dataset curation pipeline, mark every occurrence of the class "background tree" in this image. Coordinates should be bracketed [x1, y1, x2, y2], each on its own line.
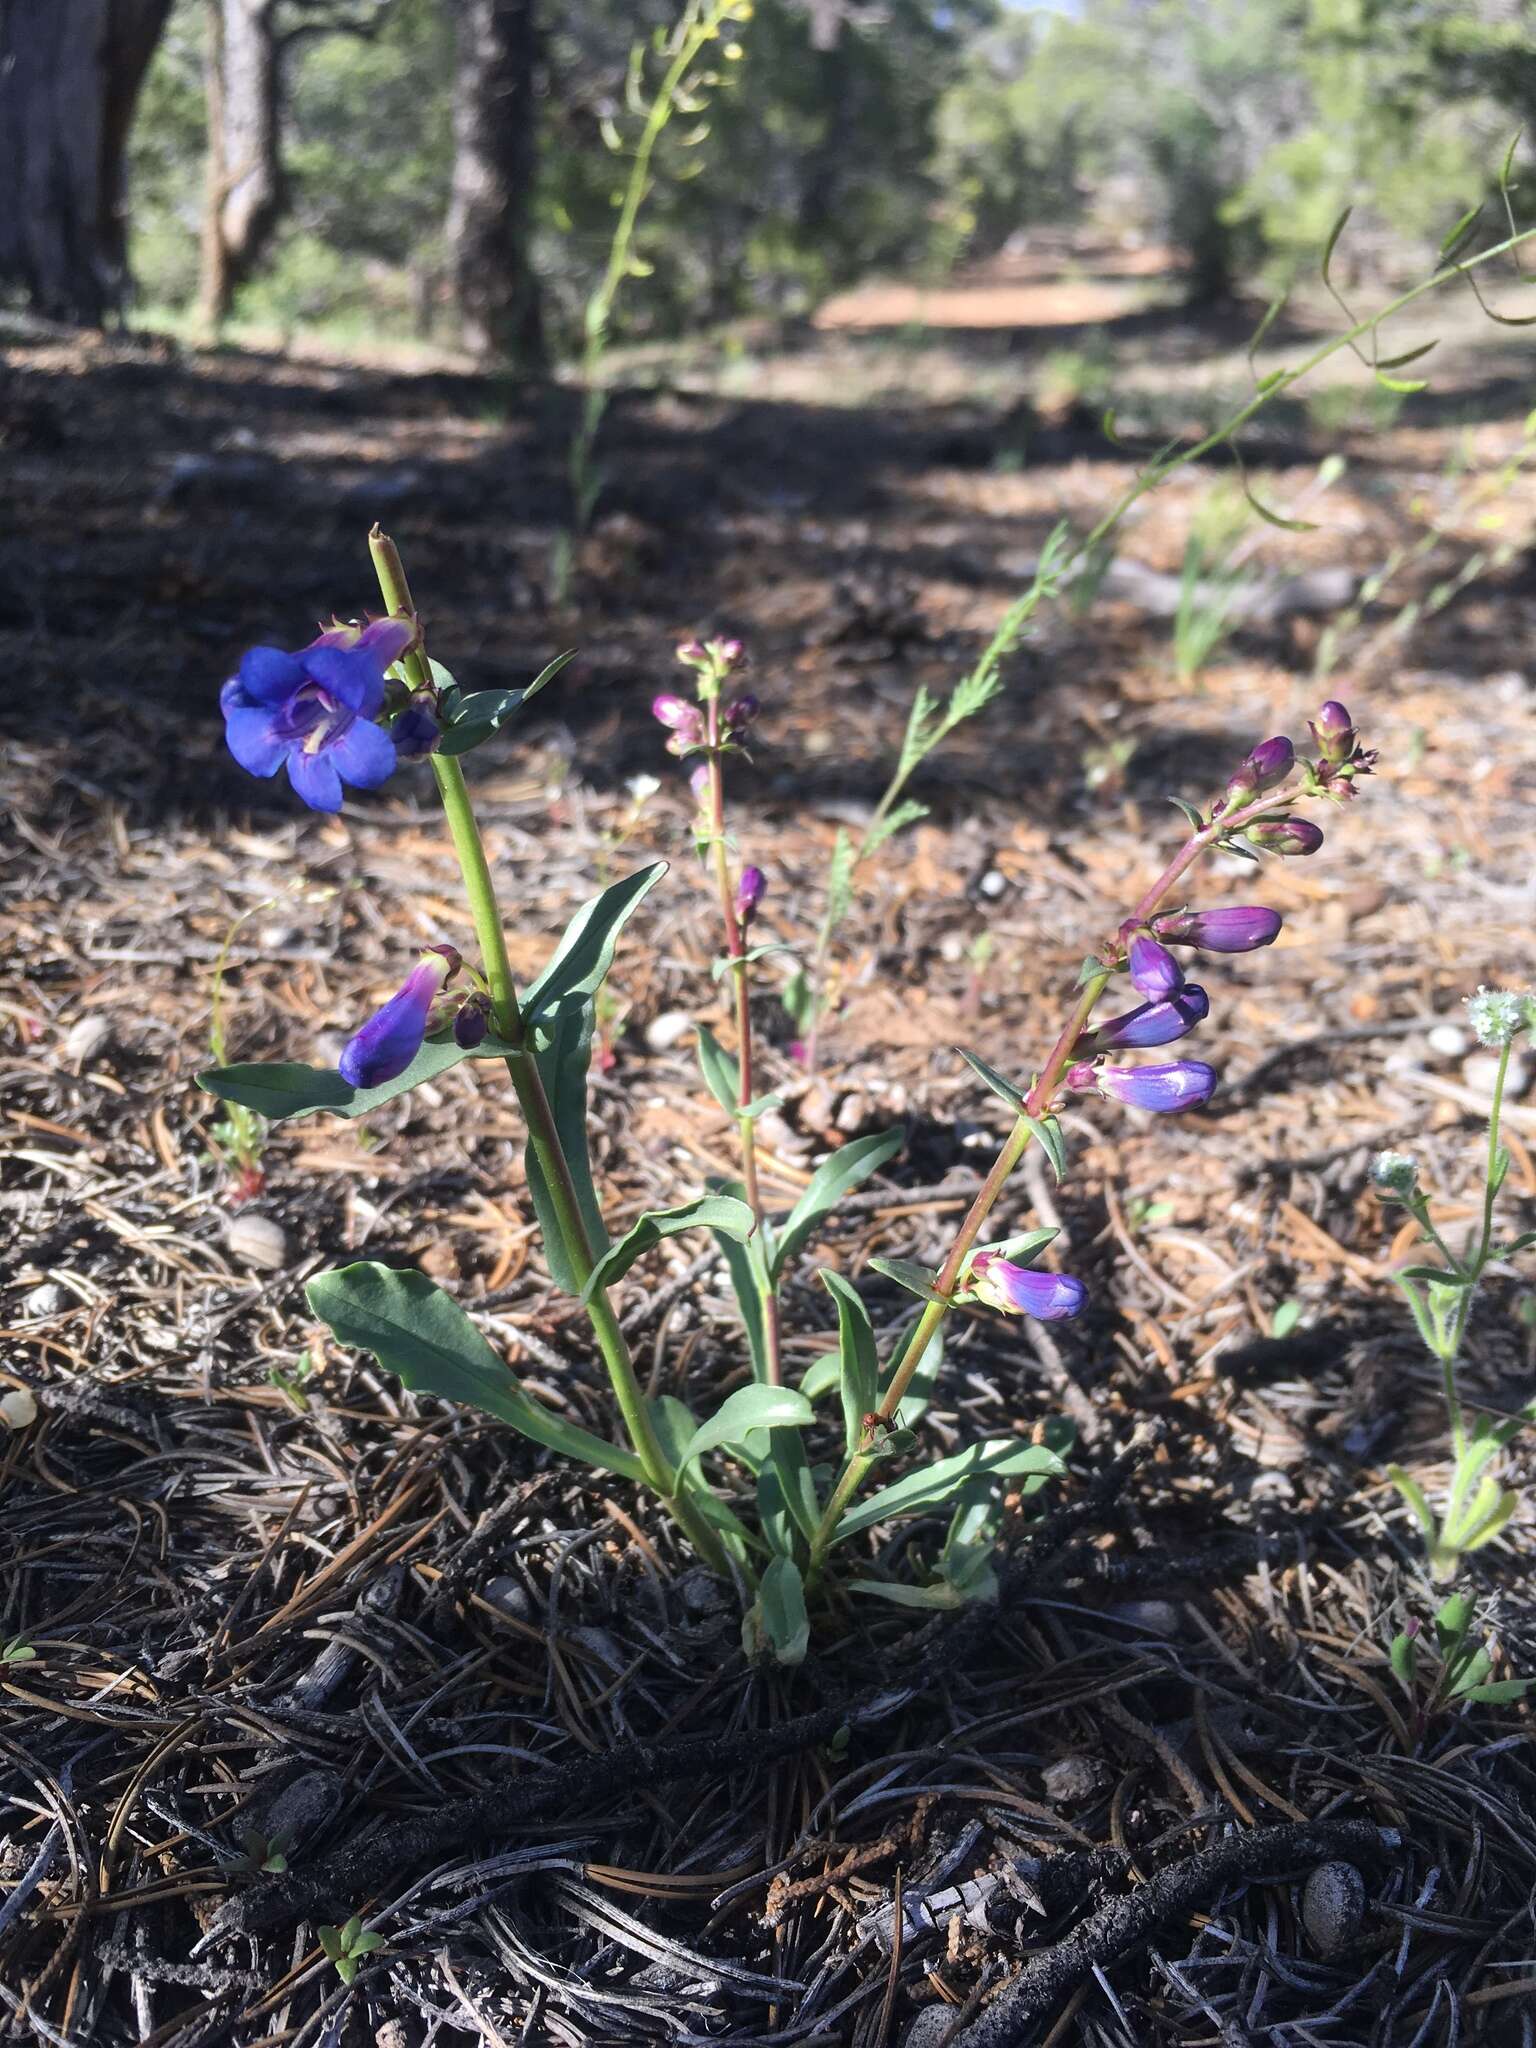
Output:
[0, 0, 173, 324]
[445, 0, 546, 365]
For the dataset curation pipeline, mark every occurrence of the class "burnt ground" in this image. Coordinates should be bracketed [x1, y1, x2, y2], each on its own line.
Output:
[4, 253, 1536, 2045]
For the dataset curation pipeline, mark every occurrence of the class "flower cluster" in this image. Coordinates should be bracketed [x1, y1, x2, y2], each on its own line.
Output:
[219, 616, 437, 813]
[1464, 986, 1534, 1049]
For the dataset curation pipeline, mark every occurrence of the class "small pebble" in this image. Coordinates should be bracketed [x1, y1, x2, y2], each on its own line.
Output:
[22, 1282, 65, 1317]
[977, 868, 1007, 899]
[482, 1575, 534, 1621]
[1426, 1022, 1470, 1060]
[0, 1389, 38, 1430]
[1463, 1051, 1529, 1100]
[1302, 1859, 1365, 1957]
[644, 1009, 694, 1053]
[1042, 1755, 1104, 1804]
[225, 1213, 289, 1271]
[835, 1091, 870, 1134]
[1104, 1599, 1187, 1636]
[62, 1015, 111, 1063]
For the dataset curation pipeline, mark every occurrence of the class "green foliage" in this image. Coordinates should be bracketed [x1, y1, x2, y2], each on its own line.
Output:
[318, 1916, 386, 1987]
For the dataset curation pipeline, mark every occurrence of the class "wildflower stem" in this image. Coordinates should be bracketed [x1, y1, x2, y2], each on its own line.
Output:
[804, 789, 1306, 1579]
[368, 529, 729, 1571]
[704, 707, 783, 1385]
[1440, 1035, 1513, 1454]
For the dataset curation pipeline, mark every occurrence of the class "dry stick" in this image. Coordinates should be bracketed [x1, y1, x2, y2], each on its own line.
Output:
[704, 696, 783, 1384]
[946, 1819, 1395, 2047]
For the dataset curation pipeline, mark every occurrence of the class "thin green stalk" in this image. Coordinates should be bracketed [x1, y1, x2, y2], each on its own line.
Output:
[704, 709, 783, 1384]
[368, 529, 732, 1572]
[1440, 1034, 1514, 1449]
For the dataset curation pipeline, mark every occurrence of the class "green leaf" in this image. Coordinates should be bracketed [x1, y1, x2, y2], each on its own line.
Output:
[1433, 1591, 1474, 1652]
[1168, 796, 1206, 831]
[1387, 1464, 1437, 1543]
[956, 1044, 1027, 1114]
[696, 1020, 740, 1116]
[1439, 202, 1482, 263]
[1448, 1645, 1493, 1698]
[820, 1270, 879, 1458]
[1375, 371, 1427, 397]
[1461, 1677, 1530, 1704]
[1375, 340, 1438, 372]
[1022, 1113, 1067, 1182]
[1457, 1485, 1518, 1553]
[1321, 204, 1352, 288]
[822, 828, 858, 939]
[676, 1384, 814, 1477]
[648, 1393, 700, 1469]
[743, 1555, 809, 1665]
[1389, 1629, 1417, 1693]
[1271, 1298, 1302, 1339]
[846, 1577, 969, 1611]
[197, 1031, 516, 1122]
[1242, 479, 1318, 534]
[579, 1194, 753, 1303]
[867, 1256, 950, 1306]
[759, 1428, 821, 1549]
[306, 1262, 643, 1479]
[1400, 1264, 1474, 1288]
[1506, 1231, 1536, 1255]
[436, 650, 575, 756]
[771, 1128, 904, 1281]
[799, 1353, 841, 1401]
[971, 1226, 1059, 1267]
[831, 1440, 1065, 1545]
[859, 799, 928, 860]
[781, 966, 814, 1031]
[520, 864, 666, 1290]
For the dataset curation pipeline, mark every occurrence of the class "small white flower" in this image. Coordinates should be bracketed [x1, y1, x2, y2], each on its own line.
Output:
[625, 773, 661, 806]
[1372, 1151, 1419, 1200]
[1464, 986, 1529, 1049]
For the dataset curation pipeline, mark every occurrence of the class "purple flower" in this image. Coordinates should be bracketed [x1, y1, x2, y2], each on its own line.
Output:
[390, 699, 440, 759]
[736, 866, 766, 921]
[689, 763, 711, 807]
[339, 946, 459, 1089]
[652, 692, 702, 736]
[1225, 735, 1294, 804]
[1128, 931, 1184, 1000]
[724, 693, 760, 733]
[1153, 905, 1282, 952]
[1244, 817, 1324, 856]
[221, 616, 413, 813]
[968, 1251, 1087, 1322]
[1081, 984, 1209, 1052]
[1096, 1060, 1217, 1113]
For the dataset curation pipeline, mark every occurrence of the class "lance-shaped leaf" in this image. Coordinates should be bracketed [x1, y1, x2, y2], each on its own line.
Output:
[708, 1174, 773, 1382]
[436, 650, 576, 757]
[820, 1269, 879, 1458]
[676, 1384, 815, 1479]
[771, 1128, 904, 1281]
[743, 1554, 809, 1666]
[307, 1262, 643, 1478]
[198, 1030, 520, 1122]
[830, 1439, 1065, 1545]
[521, 864, 667, 1291]
[957, 1044, 1027, 1113]
[695, 1021, 740, 1117]
[579, 1194, 753, 1304]
[867, 1256, 949, 1306]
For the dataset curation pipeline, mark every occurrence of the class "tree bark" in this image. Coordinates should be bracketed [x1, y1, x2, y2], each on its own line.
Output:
[445, 0, 545, 367]
[199, 0, 283, 330]
[0, 0, 173, 324]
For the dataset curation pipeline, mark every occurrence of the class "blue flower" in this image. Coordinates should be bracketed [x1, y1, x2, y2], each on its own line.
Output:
[1096, 1060, 1217, 1113]
[220, 617, 414, 813]
[967, 1251, 1087, 1322]
[339, 946, 459, 1089]
[1127, 931, 1184, 1000]
[1081, 984, 1209, 1052]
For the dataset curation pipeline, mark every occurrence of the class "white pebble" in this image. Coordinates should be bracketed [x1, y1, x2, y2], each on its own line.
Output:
[978, 868, 1007, 899]
[1463, 1051, 1530, 1100]
[226, 1213, 289, 1271]
[1426, 1023, 1470, 1059]
[22, 1282, 66, 1317]
[0, 1388, 38, 1430]
[62, 1015, 111, 1063]
[644, 1010, 695, 1053]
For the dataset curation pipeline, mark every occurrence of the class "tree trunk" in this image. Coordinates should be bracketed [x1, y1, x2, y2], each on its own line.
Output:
[199, 0, 283, 330]
[0, 0, 172, 324]
[445, 0, 545, 367]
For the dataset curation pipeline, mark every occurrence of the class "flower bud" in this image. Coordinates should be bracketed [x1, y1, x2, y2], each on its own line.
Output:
[1153, 906, 1282, 952]
[723, 692, 759, 732]
[1243, 817, 1323, 856]
[689, 763, 711, 806]
[652, 693, 700, 733]
[675, 639, 708, 668]
[1309, 700, 1355, 765]
[711, 636, 745, 670]
[339, 947, 460, 1090]
[967, 1251, 1087, 1322]
[1127, 931, 1185, 1000]
[1096, 1061, 1217, 1113]
[453, 995, 491, 1050]
[390, 699, 440, 759]
[1063, 1061, 1099, 1092]
[736, 866, 766, 921]
[1080, 984, 1209, 1053]
[1371, 1151, 1419, 1201]
[1225, 736, 1295, 805]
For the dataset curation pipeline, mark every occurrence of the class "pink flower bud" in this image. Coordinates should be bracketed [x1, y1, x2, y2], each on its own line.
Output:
[1244, 817, 1324, 856]
[736, 866, 766, 920]
[652, 693, 700, 733]
[1309, 700, 1355, 765]
[1153, 906, 1282, 952]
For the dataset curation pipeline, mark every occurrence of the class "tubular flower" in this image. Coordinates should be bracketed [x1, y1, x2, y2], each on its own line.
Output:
[220, 617, 414, 813]
[1079, 984, 1209, 1052]
[1245, 817, 1324, 856]
[736, 866, 766, 921]
[1224, 735, 1294, 805]
[339, 946, 459, 1089]
[1095, 1061, 1218, 1113]
[967, 1251, 1087, 1322]
[1127, 931, 1184, 1000]
[1153, 905, 1282, 952]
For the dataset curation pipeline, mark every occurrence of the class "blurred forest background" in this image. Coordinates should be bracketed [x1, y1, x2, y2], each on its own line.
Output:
[4, 0, 1535, 360]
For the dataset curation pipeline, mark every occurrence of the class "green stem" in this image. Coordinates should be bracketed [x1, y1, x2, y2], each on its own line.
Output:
[368, 529, 732, 1574]
[1440, 1035, 1513, 1453]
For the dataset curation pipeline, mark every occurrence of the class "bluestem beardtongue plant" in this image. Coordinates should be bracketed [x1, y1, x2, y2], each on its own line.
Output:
[219, 616, 415, 812]
[965, 1252, 1086, 1323]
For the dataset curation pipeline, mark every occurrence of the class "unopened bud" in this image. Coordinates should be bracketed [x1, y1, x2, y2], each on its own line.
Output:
[1225, 735, 1295, 805]
[1244, 817, 1324, 856]
[723, 692, 760, 732]
[736, 866, 766, 921]
[1153, 905, 1282, 952]
[1372, 1151, 1419, 1201]
[453, 995, 491, 1050]
[1309, 700, 1355, 765]
[1127, 931, 1185, 1000]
